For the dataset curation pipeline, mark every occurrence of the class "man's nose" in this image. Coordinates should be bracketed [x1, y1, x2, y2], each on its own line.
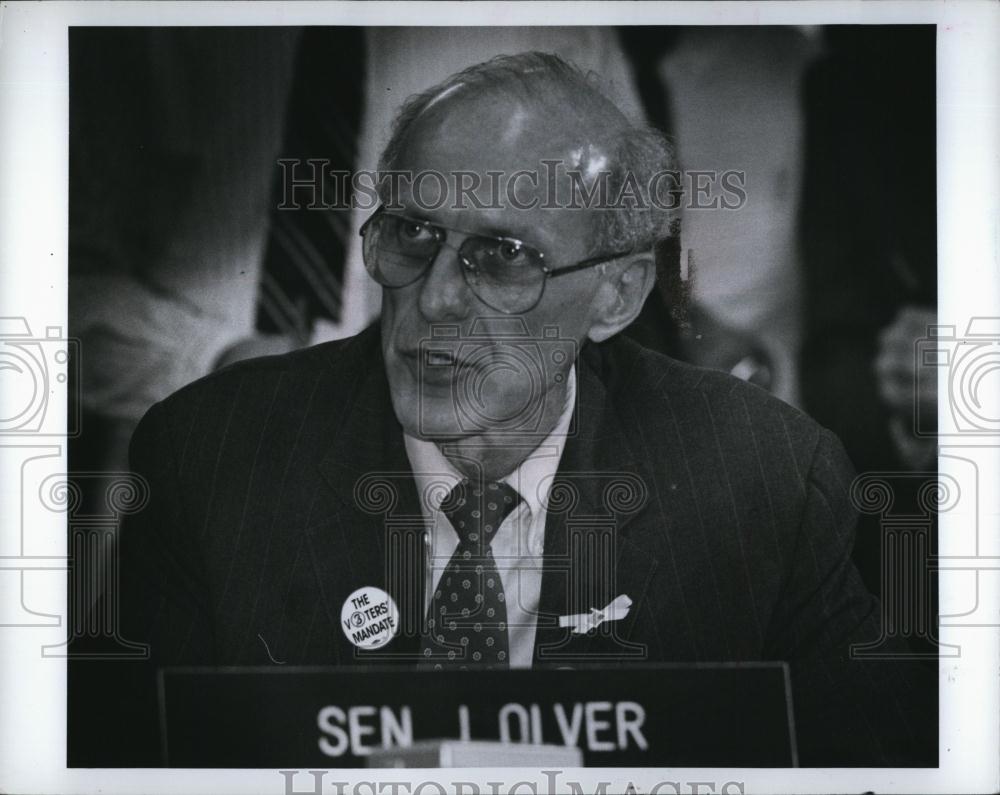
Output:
[417, 245, 472, 321]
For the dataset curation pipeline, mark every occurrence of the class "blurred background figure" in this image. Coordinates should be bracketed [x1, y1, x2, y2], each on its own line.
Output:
[799, 27, 937, 477]
[621, 26, 822, 406]
[798, 27, 937, 594]
[69, 28, 303, 473]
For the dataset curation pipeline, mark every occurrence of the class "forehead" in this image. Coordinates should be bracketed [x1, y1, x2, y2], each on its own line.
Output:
[404, 90, 582, 169]
[391, 92, 611, 258]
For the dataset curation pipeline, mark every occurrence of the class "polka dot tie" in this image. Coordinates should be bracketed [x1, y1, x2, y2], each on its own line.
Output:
[420, 479, 521, 670]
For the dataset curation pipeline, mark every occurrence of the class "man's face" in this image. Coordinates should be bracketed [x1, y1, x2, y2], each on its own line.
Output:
[378, 93, 613, 444]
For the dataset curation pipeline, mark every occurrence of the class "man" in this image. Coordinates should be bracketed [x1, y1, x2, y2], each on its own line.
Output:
[95, 53, 933, 766]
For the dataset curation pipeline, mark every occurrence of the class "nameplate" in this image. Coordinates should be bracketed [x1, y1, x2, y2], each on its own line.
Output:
[159, 663, 795, 767]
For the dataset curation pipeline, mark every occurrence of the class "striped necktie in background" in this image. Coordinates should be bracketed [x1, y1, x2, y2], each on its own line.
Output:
[257, 27, 366, 343]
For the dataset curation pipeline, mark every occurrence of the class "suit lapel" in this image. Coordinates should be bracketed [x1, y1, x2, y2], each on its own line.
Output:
[308, 328, 427, 665]
[533, 340, 661, 667]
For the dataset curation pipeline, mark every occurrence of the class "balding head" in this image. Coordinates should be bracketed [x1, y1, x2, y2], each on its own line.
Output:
[378, 52, 678, 259]
[380, 52, 630, 170]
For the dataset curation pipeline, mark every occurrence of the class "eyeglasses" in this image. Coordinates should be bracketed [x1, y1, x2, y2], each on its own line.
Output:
[359, 206, 633, 314]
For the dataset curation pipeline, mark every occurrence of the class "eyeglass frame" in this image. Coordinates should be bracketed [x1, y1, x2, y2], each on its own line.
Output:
[359, 205, 635, 314]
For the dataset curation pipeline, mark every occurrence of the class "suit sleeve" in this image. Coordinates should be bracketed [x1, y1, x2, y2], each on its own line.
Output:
[765, 429, 936, 766]
[76, 398, 216, 765]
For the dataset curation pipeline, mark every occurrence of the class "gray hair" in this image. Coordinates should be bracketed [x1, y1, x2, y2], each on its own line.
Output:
[377, 51, 679, 268]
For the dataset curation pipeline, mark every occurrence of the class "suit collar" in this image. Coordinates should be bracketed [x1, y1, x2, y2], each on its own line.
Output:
[311, 326, 427, 663]
[318, 324, 413, 508]
[556, 339, 648, 529]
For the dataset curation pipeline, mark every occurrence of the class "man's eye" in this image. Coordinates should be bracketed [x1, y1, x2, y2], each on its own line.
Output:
[402, 222, 430, 240]
[498, 241, 524, 261]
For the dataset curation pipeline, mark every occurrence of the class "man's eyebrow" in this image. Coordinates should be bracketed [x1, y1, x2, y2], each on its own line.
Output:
[395, 206, 555, 254]
[478, 222, 549, 250]
[420, 212, 552, 252]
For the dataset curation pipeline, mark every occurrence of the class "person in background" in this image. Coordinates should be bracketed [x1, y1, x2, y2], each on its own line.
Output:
[620, 26, 822, 407]
[799, 27, 937, 592]
[69, 28, 302, 473]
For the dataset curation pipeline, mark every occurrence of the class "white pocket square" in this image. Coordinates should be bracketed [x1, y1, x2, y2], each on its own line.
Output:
[559, 594, 632, 634]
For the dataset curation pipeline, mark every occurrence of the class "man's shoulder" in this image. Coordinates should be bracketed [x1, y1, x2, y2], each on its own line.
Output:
[597, 334, 831, 458]
[144, 325, 380, 432]
[164, 327, 375, 401]
[597, 335, 857, 549]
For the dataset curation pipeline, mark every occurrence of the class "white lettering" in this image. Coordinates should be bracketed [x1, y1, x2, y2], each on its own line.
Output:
[458, 705, 471, 742]
[529, 704, 543, 744]
[553, 703, 583, 746]
[615, 701, 648, 751]
[380, 706, 413, 749]
[585, 701, 615, 752]
[317, 706, 349, 756]
[498, 703, 531, 743]
[349, 705, 378, 756]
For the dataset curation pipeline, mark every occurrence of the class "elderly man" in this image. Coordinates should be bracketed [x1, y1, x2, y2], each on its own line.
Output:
[100, 53, 932, 766]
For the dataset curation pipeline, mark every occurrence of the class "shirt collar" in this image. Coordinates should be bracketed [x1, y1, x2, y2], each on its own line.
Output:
[404, 365, 576, 522]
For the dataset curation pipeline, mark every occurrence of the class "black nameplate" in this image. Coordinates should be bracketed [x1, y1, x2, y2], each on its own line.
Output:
[159, 663, 795, 767]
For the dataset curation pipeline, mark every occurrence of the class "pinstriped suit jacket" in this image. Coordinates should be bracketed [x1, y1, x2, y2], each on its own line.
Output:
[110, 323, 934, 766]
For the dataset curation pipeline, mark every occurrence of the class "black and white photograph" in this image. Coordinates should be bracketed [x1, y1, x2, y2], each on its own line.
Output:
[0, 2, 998, 794]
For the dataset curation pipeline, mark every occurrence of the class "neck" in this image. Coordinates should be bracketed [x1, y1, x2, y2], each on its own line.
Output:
[439, 438, 544, 483]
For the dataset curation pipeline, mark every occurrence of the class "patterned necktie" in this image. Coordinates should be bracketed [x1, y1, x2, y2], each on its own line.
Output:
[420, 479, 522, 669]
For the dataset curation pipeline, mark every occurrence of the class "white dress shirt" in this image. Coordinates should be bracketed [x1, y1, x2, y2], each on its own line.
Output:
[403, 367, 576, 669]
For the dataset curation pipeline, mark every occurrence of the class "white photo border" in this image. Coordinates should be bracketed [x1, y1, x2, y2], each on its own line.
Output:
[0, 1, 997, 793]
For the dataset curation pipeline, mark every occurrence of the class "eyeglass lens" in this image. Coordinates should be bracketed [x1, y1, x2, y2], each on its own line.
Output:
[363, 213, 547, 313]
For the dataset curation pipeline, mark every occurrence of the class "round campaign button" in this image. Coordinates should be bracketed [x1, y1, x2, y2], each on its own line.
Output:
[340, 586, 399, 650]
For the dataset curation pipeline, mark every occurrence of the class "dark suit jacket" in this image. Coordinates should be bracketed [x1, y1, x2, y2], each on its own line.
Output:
[78, 325, 935, 766]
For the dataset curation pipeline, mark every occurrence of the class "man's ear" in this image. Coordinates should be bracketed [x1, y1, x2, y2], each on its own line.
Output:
[586, 253, 657, 343]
